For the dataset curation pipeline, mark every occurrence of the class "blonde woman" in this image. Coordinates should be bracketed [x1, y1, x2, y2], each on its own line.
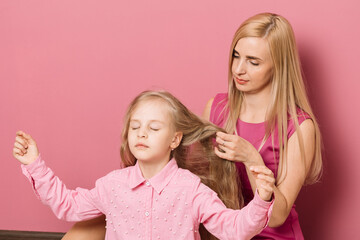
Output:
[202, 13, 322, 239]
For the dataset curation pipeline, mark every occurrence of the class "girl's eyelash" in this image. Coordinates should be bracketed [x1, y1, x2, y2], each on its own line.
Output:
[250, 62, 259, 66]
[150, 128, 159, 131]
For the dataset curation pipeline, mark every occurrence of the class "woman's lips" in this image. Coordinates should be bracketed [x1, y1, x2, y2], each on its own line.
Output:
[235, 78, 249, 85]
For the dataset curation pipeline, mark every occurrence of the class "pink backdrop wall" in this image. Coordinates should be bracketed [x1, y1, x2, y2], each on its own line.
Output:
[1, 0, 359, 239]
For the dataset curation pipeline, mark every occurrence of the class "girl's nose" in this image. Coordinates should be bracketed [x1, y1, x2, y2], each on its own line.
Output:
[137, 127, 147, 138]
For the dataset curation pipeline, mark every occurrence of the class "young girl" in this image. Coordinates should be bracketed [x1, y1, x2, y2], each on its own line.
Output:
[202, 13, 323, 239]
[13, 90, 275, 240]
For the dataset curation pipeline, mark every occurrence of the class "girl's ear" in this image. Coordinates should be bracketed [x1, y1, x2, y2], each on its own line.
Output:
[170, 132, 183, 150]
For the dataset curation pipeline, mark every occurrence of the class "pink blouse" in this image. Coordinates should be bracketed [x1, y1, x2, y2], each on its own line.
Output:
[22, 155, 273, 240]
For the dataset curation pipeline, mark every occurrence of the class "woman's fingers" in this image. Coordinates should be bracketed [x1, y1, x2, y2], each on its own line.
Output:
[216, 131, 236, 141]
[214, 146, 228, 159]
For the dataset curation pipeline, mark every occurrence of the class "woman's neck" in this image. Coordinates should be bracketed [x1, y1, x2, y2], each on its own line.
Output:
[138, 157, 170, 179]
[240, 87, 272, 123]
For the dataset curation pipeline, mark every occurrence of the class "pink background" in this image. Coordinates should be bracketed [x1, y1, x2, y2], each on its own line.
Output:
[0, 0, 359, 239]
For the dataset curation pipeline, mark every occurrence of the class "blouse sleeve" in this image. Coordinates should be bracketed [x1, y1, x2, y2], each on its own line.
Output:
[21, 155, 105, 222]
[191, 181, 273, 240]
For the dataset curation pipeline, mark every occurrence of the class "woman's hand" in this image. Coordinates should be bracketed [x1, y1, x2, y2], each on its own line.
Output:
[250, 165, 275, 201]
[13, 131, 39, 165]
[214, 131, 262, 166]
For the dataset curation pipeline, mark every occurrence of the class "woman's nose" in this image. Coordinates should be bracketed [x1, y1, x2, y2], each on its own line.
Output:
[233, 60, 246, 75]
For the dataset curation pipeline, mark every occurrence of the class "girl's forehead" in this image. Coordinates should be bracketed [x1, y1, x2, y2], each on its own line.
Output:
[131, 99, 172, 119]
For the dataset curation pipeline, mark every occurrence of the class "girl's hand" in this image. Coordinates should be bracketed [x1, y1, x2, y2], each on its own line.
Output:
[214, 131, 262, 166]
[13, 131, 39, 165]
[250, 166, 275, 201]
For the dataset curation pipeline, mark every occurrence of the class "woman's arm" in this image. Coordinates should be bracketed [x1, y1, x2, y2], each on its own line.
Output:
[266, 119, 315, 226]
[62, 215, 106, 240]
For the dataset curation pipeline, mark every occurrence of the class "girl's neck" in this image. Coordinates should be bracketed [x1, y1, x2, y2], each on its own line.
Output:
[240, 87, 271, 123]
[138, 157, 170, 179]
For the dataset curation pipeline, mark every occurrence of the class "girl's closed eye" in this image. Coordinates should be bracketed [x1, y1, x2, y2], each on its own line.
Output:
[250, 61, 259, 66]
[130, 122, 140, 130]
[149, 124, 161, 131]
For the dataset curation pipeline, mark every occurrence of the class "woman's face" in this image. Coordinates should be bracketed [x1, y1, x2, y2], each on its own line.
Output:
[231, 37, 274, 94]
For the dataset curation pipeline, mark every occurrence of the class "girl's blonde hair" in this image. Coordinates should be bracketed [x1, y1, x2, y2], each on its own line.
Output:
[120, 90, 242, 240]
[225, 13, 322, 185]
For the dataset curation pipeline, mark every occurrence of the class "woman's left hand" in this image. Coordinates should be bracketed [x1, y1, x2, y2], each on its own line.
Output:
[214, 131, 262, 166]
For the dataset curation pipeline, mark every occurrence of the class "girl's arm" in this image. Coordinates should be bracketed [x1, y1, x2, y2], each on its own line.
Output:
[13, 131, 104, 222]
[193, 166, 275, 240]
[202, 100, 316, 227]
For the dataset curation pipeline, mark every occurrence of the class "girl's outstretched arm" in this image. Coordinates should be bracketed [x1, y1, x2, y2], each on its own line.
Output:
[13, 131, 104, 222]
[192, 178, 274, 240]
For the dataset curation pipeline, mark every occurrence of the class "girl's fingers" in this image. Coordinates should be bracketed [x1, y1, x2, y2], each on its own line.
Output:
[15, 136, 28, 148]
[250, 166, 273, 176]
[13, 147, 24, 156]
[257, 174, 275, 184]
[14, 142, 27, 153]
[16, 131, 34, 144]
[260, 184, 274, 192]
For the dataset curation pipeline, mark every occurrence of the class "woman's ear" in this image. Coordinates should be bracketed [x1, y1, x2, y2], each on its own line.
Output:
[170, 132, 183, 150]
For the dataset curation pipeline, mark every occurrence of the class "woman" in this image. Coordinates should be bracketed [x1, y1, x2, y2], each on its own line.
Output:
[62, 12, 322, 239]
[202, 13, 322, 239]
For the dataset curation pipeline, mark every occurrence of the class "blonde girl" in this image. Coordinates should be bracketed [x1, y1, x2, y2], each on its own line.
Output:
[13, 90, 275, 240]
[203, 13, 323, 239]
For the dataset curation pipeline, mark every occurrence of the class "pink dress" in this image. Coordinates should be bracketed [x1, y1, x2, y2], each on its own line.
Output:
[210, 93, 310, 240]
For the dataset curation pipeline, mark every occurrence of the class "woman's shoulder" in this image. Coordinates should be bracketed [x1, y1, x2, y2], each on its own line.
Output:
[287, 107, 313, 138]
[208, 93, 228, 125]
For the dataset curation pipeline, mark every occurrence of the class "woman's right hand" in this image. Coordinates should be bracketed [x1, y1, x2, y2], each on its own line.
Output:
[214, 131, 263, 166]
[13, 131, 39, 165]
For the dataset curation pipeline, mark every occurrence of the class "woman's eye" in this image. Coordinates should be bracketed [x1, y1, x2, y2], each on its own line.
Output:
[250, 61, 259, 66]
[131, 127, 139, 130]
[232, 53, 239, 58]
[150, 128, 160, 131]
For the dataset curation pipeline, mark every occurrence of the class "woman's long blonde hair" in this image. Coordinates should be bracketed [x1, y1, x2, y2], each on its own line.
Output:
[225, 13, 322, 185]
[120, 90, 242, 240]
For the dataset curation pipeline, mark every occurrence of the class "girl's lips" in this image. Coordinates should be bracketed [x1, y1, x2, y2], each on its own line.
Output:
[135, 143, 149, 148]
[235, 78, 249, 85]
